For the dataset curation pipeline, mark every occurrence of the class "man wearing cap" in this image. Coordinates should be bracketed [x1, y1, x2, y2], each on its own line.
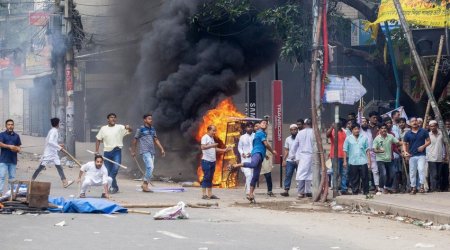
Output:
[426, 120, 446, 192]
[280, 124, 299, 197]
[238, 123, 255, 195]
[292, 118, 315, 198]
[403, 117, 431, 194]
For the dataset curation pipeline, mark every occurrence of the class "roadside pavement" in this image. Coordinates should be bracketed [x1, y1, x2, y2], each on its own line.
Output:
[336, 192, 450, 225]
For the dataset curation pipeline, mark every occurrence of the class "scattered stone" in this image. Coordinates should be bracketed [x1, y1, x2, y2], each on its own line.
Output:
[414, 243, 435, 248]
[395, 216, 405, 221]
[332, 205, 344, 211]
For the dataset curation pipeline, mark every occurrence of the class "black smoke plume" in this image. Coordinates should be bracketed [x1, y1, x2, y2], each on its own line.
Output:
[133, 0, 280, 136]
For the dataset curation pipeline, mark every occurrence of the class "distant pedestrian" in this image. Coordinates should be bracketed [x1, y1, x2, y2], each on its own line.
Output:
[0, 119, 22, 195]
[261, 116, 275, 197]
[95, 113, 132, 194]
[280, 124, 299, 197]
[296, 119, 304, 131]
[77, 155, 112, 199]
[367, 111, 381, 192]
[200, 125, 231, 200]
[398, 118, 410, 141]
[293, 118, 314, 198]
[343, 123, 371, 195]
[403, 117, 431, 194]
[31, 118, 74, 188]
[131, 113, 165, 192]
[237, 123, 254, 195]
[426, 120, 446, 192]
[373, 122, 401, 194]
[228, 120, 277, 203]
[326, 121, 348, 195]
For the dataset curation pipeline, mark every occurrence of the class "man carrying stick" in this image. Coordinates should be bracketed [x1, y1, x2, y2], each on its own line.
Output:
[95, 113, 132, 194]
[31, 118, 74, 188]
[77, 155, 112, 198]
[131, 113, 165, 192]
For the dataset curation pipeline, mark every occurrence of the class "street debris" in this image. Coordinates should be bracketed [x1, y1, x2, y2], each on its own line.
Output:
[331, 205, 344, 211]
[23, 239, 33, 242]
[414, 243, 435, 248]
[395, 216, 405, 221]
[153, 201, 189, 220]
[128, 209, 151, 215]
[54, 220, 66, 227]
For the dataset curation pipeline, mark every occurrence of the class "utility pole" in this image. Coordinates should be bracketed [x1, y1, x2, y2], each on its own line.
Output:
[393, 0, 450, 158]
[64, 0, 75, 156]
[54, 0, 66, 147]
[311, 0, 327, 202]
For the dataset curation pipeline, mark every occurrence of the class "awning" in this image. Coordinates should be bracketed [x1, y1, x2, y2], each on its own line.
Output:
[13, 71, 52, 89]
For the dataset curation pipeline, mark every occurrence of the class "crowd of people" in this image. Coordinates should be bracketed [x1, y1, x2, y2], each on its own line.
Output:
[326, 110, 449, 196]
[1, 108, 449, 201]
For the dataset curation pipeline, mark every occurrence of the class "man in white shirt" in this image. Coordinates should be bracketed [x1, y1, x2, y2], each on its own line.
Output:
[31, 118, 74, 188]
[77, 155, 112, 198]
[200, 125, 231, 199]
[238, 123, 254, 195]
[95, 113, 131, 194]
[280, 124, 298, 197]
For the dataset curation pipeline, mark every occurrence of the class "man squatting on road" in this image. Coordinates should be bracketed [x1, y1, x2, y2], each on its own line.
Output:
[31, 118, 74, 188]
[229, 120, 277, 203]
[95, 113, 132, 194]
[77, 155, 112, 199]
[131, 113, 165, 192]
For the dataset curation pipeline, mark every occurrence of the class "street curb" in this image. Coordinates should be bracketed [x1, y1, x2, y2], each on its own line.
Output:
[336, 196, 450, 225]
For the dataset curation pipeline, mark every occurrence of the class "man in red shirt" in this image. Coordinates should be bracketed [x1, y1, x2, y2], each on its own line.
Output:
[326, 121, 348, 195]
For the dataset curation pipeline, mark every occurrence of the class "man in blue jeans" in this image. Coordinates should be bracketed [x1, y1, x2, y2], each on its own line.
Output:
[280, 124, 298, 197]
[403, 117, 431, 194]
[0, 119, 21, 196]
[95, 113, 132, 194]
[200, 125, 231, 199]
[131, 113, 165, 192]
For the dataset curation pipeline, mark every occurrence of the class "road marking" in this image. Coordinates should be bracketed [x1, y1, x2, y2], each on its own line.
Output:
[157, 230, 187, 239]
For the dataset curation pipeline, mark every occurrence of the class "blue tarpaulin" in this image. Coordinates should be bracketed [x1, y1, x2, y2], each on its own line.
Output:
[48, 197, 128, 214]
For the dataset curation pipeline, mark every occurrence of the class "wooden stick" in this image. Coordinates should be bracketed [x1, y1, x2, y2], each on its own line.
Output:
[128, 209, 151, 215]
[128, 147, 145, 175]
[86, 150, 128, 169]
[61, 148, 83, 167]
[121, 202, 219, 209]
[423, 35, 445, 128]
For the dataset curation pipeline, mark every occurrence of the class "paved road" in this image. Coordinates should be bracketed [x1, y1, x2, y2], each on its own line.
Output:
[2, 200, 450, 250]
[1, 154, 450, 249]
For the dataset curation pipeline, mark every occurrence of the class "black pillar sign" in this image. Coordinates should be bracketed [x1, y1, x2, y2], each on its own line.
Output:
[247, 81, 257, 118]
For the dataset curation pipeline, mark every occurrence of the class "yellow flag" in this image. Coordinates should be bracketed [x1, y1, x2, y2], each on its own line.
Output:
[368, 0, 450, 32]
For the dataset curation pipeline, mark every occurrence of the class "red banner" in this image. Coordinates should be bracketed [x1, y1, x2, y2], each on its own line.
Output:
[272, 80, 283, 164]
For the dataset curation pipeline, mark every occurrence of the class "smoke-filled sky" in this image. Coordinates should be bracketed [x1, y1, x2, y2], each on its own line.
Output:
[128, 0, 280, 137]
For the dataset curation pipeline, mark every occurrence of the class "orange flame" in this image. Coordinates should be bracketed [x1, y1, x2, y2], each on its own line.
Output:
[196, 98, 245, 187]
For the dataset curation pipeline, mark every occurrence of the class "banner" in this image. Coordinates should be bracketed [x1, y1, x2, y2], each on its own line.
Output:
[368, 0, 450, 32]
[272, 80, 283, 164]
[383, 106, 409, 121]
